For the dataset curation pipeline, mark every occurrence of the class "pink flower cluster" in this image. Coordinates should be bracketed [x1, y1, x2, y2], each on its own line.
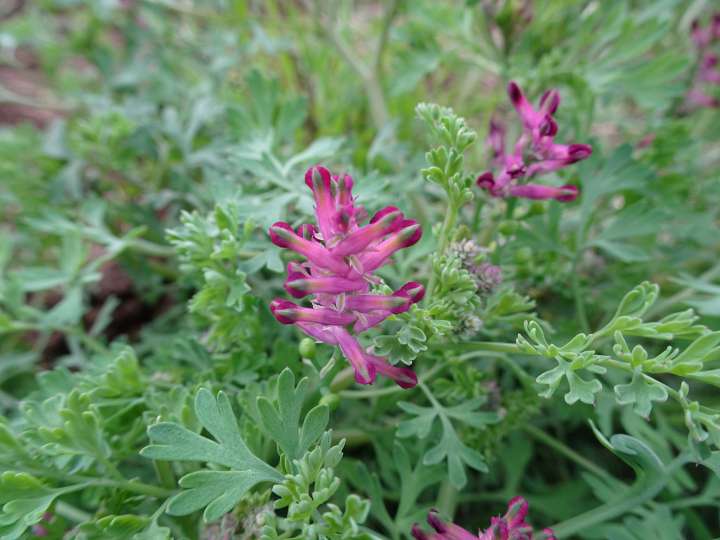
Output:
[269, 166, 424, 388]
[687, 14, 720, 109]
[412, 497, 555, 540]
[477, 81, 592, 202]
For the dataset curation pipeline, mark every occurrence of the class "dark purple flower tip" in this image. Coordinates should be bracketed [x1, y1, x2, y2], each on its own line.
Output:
[487, 518, 509, 539]
[539, 89, 560, 115]
[540, 528, 557, 540]
[269, 222, 296, 248]
[477, 171, 496, 189]
[507, 81, 523, 105]
[304, 165, 332, 191]
[370, 205, 402, 225]
[702, 52, 718, 68]
[396, 281, 426, 304]
[568, 143, 592, 161]
[427, 510, 447, 533]
[556, 184, 579, 202]
[270, 298, 298, 324]
[396, 220, 422, 247]
[539, 115, 558, 137]
[296, 223, 318, 240]
[284, 267, 309, 298]
[411, 524, 429, 540]
[334, 172, 354, 194]
[505, 496, 529, 526]
[390, 366, 418, 388]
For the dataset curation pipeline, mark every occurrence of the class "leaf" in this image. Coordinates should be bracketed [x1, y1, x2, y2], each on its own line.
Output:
[76, 514, 171, 540]
[255, 368, 328, 460]
[0, 472, 66, 540]
[614, 370, 668, 418]
[536, 357, 603, 405]
[397, 395, 499, 488]
[141, 389, 283, 522]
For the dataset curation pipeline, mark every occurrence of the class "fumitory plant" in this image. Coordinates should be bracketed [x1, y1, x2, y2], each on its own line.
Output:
[1, 2, 720, 540]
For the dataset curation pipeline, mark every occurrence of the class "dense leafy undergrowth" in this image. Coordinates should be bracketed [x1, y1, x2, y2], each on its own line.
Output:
[1, 1, 720, 539]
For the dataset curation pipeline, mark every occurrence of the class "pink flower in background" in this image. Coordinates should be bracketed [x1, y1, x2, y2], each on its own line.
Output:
[686, 14, 720, 109]
[412, 497, 555, 540]
[477, 82, 592, 203]
[269, 166, 423, 388]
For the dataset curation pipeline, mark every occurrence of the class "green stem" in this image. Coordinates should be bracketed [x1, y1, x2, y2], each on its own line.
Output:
[126, 238, 175, 257]
[436, 481, 458, 519]
[427, 201, 460, 299]
[551, 454, 689, 537]
[523, 425, 614, 483]
[571, 252, 591, 333]
[153, 460, 177, 490]
[436, 341, 521, 354]
[55, 501, 93, 523]
[317, 0, 390, 130]
[90, 478, 175, 498]
[332, 428, 371, 447]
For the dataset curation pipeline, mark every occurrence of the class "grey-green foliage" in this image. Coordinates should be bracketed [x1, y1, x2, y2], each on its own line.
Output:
[415, 102, 476, 214]
[345, 441, 446, 540]
[141, 388, 284, 522]
[256, 368, 329, 461]
[166, 203, 264, 350]
[397, 392, 499, 489]
[0, 472, 73, 540]
[261, 432, 371, 540]
[520, 282, 720, 447]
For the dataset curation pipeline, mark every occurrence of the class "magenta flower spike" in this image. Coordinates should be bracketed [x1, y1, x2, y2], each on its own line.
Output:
[477, 81, 592, 203]
[269, 166, 424, 388]
[411, 498, 555, 540]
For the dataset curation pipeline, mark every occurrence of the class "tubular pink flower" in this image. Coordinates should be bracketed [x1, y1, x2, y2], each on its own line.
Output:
[366, 353, 418, 388]
[686, 15, 720, 110]
[357, 219, 422, 273]
[333, 327, 376, 385]
[296, 322, 339, 345]
[269, 222, 350, 275]
[412, 498, 555, 540]
[508, 82, 543, 131]
[305, 165, 336, 241]
[270, 299, 356, 326]
[353, 282, 425, 333]
[344, 294, 411, 314]
[284, 275, 367, 298]
[269, 167, 423, 388]
[331, 208, 403, 257]
[509, 183, 578, 202]
[477, 81, 591, 203]
[488, 118, 506, 164]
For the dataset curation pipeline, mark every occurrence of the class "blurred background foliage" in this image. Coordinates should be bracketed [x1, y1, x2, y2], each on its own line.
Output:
[1, 0, 720, 539]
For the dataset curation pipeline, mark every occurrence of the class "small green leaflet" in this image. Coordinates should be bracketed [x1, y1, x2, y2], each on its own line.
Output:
[141, 388, 283, 522]
[0, 472, 77, 540]
[397, 396, 499, 489]
[614, 369, 668, 419]
[256, 368, 329, 461]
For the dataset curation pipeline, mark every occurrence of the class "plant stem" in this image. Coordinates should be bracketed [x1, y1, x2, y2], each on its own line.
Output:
[315, 0, 391, 130]
[436, 341, 521, 354]
[90, 478, 175, 498]
[523, 425, 614, 483]
[436, 481, 458, 519]
[550, 453, 689, 537]
[55, 501, 92, 523]
[571, 252, 591, 333]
